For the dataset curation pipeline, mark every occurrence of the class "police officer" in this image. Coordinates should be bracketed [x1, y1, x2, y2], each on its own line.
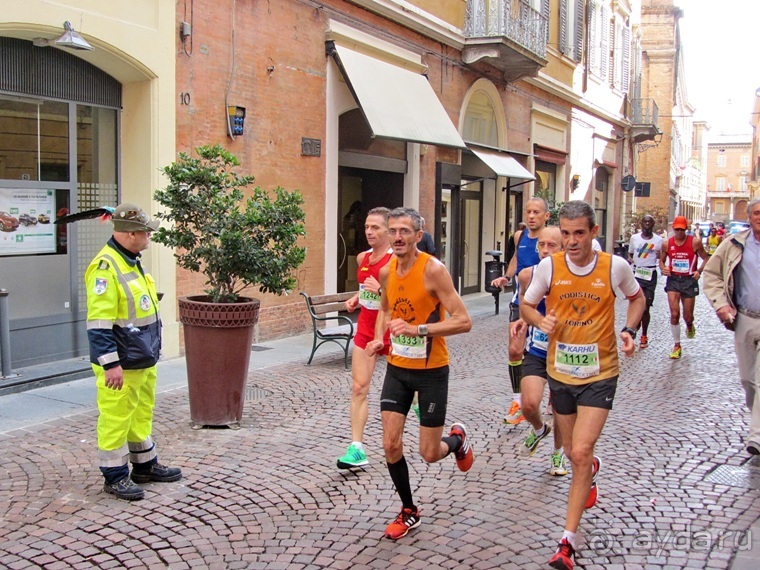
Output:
[86, 203, 181, 500]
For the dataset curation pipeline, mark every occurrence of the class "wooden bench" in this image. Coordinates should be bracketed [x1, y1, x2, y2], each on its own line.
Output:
[300, 291, 358, 369]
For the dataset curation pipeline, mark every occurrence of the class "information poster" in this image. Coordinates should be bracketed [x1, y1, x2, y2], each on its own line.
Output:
[0, 188, 56, 256]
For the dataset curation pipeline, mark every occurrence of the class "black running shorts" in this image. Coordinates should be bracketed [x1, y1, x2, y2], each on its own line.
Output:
[635, 271, 658, 307]
[509, 303, 520, 323]
[521, 351, 548, 380]
[664, 275, 699, 298]
[547, 376, 618, 414]
[380, 363, 449, 428]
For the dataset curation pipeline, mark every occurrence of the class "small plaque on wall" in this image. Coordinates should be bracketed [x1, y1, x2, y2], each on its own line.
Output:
[301, 138, 321, 157]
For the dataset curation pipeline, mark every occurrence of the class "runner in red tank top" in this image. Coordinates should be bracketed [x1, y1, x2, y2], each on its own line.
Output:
[659, 216, 709, 359]
[336, 207, 393, 470]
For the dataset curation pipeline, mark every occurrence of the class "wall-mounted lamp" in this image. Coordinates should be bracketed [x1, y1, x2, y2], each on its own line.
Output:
[571, 174, 580, 190]
[33, 21, 93, 51]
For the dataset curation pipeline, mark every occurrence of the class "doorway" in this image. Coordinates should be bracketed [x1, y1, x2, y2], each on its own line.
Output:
[457, 183, 483, 295]
[337, 166, 403, 292]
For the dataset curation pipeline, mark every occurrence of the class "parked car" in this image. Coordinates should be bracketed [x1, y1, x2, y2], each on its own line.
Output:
[0, 211, 20, 232]
[19, 213, 38, 226]
[37, 213, 51, 224]
[729, 220, 750, 234]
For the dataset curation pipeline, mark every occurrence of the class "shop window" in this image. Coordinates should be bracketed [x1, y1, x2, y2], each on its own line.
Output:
[594, 168, 609, 244]
[535, 160, 557, 205]
[0, 96, 69, 182]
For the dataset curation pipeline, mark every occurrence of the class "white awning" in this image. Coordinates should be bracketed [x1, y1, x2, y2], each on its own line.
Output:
[332, 45, 466, 149]
[470, 147, 535, 181]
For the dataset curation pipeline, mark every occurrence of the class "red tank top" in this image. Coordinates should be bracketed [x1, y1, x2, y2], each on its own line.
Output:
[356, 249, 393, 336]
[667, 235, 697, 276]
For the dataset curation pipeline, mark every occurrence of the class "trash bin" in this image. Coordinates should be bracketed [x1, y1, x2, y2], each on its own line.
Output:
[613, 240, 628, 259]
[485, 251, 503, 294]
[485, 250, 504, 314]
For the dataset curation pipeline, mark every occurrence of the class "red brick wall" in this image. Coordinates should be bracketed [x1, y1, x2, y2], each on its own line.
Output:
[174, 0, 517, 342]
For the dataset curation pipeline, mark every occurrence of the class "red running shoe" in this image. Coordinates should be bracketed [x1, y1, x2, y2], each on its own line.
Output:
[449, 422, 474, 472]
[585, 456, 601, 509]
[549, 538, 575, 569]
[384, 507, 421, 540]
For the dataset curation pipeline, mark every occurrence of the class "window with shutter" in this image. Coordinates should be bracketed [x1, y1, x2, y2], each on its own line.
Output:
[560, 0, 569, 55]
[573, 0, 585, 62]
[621, 26, 631, 93]
[610, 17, 618, 88]
[600, 5, 610, 81]
[542, 0, 551, 44]
[588, 1, 597, 71]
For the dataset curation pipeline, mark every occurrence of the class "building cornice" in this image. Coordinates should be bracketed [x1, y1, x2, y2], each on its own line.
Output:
[524, 74, 629, 129]
[345, 0, 464, 50]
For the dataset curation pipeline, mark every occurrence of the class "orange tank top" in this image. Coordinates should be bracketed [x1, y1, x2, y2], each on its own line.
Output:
[545, 252, 618, 385]
[386, 253, 449, 369]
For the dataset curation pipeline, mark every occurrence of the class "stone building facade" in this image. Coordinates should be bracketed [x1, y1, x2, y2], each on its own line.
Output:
[1, 0, 659, 373]
[706, 136, 752, 224]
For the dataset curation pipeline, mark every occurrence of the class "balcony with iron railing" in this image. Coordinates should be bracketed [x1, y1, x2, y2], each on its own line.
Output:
[463, 0, 548, 83]
[707, 188, 751, 200]
[630, 98, 661, 143]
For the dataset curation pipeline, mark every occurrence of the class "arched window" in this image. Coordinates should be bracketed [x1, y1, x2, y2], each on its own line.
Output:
[463, 91, 499, 147]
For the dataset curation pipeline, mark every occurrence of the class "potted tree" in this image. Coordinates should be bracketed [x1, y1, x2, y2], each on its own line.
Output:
[153, 144, 306, 428]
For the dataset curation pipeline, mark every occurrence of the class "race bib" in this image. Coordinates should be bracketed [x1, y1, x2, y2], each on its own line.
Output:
[634, 266, 654, 281]
[672, 259, 690, 273]
[390, 333, 427, 359]
[531, 327, 549, 352]
[358, 283, 381, 310]
[554, 342, 600, 379]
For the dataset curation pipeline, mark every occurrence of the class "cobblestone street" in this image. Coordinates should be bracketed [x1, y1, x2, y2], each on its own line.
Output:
[1, 291, 759, 569]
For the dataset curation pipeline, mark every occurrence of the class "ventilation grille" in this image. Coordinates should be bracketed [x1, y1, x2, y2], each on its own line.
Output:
[0, 37, 121, 108]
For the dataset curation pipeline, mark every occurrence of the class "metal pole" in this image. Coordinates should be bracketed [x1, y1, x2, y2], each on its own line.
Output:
[0, 289, 12, 377]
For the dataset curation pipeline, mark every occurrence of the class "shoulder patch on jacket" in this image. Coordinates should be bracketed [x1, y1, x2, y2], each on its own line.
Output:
[94, 278, 108, 295]
[98, 260, 110, 270]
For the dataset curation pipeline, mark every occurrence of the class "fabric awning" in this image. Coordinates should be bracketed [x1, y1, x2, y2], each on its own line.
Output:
[469, 147, 535, 181]
[331, 45, 466, 149]
[534, 145, 567, 165]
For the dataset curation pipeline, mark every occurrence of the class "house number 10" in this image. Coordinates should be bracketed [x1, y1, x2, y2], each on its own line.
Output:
[180, 92, 191, 105]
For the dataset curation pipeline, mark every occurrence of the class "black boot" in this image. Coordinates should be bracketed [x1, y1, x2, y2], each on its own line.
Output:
[131, 462, 182, 483]
[104, 476, 145, 500]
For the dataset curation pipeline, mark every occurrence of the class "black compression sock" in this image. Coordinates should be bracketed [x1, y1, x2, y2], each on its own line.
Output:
[441, 434, 462, 456]
[387, 456, 415, 509]
[508, 359, 523, 394]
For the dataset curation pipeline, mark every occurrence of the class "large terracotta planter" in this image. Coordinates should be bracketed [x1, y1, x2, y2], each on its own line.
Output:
[178, 295, 260, 428]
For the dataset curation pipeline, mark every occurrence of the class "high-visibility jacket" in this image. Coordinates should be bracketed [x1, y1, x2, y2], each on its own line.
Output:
[85, 237, 161, 370]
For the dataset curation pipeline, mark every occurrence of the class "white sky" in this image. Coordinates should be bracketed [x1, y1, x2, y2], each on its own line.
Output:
[679, 0, 760, 136]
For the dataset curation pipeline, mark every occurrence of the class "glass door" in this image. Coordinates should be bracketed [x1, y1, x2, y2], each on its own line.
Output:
[459, 183, 482, 295]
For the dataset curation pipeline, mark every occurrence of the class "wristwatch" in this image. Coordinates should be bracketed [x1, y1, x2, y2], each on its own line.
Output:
[621, 326, 637, 339]
[417, 324, 429, 336]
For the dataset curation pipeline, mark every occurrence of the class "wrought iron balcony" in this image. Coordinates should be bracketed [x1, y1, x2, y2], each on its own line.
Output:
[630, 98, 661, 143]
[463, 0, 548, 83]
[707, 189, 751, 200]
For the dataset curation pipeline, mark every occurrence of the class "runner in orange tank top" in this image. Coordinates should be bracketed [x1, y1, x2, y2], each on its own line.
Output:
[365, 207, 473, 541]
[521, 201, 645, 569]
